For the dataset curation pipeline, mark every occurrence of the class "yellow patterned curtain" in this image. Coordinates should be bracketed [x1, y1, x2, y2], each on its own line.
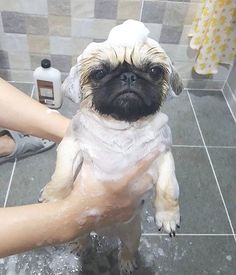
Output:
[189, 0, 236, 75]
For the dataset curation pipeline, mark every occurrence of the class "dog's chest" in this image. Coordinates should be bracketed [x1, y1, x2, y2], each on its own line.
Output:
[73, 110, 172, 181]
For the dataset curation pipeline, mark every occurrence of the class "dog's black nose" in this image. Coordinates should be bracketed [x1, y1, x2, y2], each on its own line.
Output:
[120, 72, 137, 85]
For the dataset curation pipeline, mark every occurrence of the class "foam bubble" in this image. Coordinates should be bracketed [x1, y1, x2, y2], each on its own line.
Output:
[107, 20, 149, 48]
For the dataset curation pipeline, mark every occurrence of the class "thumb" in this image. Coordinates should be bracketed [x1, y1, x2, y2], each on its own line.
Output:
[122, 148, 160, 185]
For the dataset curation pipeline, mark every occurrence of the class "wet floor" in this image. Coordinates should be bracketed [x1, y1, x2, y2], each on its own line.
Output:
[0, 82, 235, 274]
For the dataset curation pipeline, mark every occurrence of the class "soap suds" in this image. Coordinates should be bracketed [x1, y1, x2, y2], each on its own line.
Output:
[107, 19, 149, 48]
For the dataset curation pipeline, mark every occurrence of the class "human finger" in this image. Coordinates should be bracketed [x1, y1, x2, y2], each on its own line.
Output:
[119, 148, 160, 186]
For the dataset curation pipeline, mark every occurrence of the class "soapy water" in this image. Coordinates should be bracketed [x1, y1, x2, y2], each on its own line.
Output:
[0, 234, 119, 275]
[0, 245, 81, 275]
[0, 234, 195, 275]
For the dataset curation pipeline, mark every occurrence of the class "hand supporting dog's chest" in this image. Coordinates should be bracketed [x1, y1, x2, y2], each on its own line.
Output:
[73, 109, 171, 182]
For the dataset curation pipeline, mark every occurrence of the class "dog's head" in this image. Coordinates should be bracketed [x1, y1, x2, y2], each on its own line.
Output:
[63, 20, 183, 122]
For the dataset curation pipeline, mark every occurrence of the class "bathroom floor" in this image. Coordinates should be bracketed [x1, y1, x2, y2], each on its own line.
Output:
[0, 82, 235, 274]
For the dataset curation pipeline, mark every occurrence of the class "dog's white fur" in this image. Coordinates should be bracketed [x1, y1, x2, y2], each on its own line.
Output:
[40, 20, 181, 273]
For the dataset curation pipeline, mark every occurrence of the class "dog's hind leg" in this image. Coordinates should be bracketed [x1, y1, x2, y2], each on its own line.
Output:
[116, 214, 141, 274]
[39, 123, 82, 202]
[155, 150, 180, 237]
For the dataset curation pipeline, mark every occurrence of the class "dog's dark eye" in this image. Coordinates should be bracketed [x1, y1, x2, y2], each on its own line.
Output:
[149, 66, 163, 80]
[91, 69, 107, 80]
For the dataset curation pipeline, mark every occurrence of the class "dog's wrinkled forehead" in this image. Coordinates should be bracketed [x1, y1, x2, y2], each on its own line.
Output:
[78, 39, 170, 71]
[78, 19, 170, 72]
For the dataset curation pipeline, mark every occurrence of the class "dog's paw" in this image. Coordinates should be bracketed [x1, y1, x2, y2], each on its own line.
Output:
[155, 207, 180, 237]
[119, 257, 138, 275]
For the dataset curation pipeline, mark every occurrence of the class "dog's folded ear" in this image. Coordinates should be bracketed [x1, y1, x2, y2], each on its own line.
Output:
[62, 64, 81, 104]
[168, 62, 184, 98]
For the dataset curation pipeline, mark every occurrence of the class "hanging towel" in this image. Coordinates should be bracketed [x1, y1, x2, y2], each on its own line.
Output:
[189, 0, 236, 75]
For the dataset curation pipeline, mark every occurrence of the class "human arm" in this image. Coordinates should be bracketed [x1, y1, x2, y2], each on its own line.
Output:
[0, 150, 157, 258]
[0, 78, 70, 143]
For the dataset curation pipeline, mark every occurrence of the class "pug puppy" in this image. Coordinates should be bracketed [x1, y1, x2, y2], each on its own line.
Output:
[39, 20, 183, 274]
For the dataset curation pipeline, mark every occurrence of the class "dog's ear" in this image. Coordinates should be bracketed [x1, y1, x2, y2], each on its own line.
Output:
[168, 62, 183, 97]
[62, 63, 81, 103]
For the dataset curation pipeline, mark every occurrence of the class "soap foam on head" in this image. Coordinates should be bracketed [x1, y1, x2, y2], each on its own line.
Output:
[107, 19, 150, 48]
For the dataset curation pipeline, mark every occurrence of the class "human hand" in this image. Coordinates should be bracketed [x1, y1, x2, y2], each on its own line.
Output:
[64, 149, 159, 237]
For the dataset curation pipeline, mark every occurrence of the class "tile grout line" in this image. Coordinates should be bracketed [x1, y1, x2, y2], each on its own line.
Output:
[207, 145, 236, 149]
[225, 82, 236, 102]
[172, 145, 236, 149]
[30, 85, 35, 98]
[184, 87, 222, 92]
[142, 233, 236, 237]
[221, 87, 236, 124]
[139, 0, 144, 21]
[3, 83, 35, 207]
[187, 90, 236, 243]
[4, 159, 17, 208]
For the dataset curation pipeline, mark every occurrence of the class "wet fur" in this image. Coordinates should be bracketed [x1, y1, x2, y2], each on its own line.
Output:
[40, 40, 182, 274]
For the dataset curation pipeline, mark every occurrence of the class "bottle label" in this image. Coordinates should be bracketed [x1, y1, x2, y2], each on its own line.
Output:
[37, 80, 55, 106]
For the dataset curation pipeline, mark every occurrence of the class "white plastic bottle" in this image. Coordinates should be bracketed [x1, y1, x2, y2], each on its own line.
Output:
[33, 59, 62, 109]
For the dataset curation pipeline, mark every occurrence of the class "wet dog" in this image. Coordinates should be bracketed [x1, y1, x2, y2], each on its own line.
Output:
[39, 20, 183, 273]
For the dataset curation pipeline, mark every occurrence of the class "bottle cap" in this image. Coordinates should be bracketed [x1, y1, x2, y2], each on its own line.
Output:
[41, 59, 51, 68]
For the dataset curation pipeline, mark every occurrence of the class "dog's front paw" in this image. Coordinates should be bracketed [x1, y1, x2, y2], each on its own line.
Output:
[155, 206, 180, 237]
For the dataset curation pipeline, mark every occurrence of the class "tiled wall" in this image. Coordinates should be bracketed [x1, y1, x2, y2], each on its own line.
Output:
[223, 61, 236, 118]
[227, 61, 236, 97]
[0, 0, 232, 89]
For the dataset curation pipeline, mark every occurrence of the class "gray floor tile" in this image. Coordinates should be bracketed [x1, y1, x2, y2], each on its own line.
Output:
[142, 147, 232, 234]
[6, 147, 56, 206]
[137, 236, 236, 274]
[1, 235, 235, 274]
[208, 148, 236, 231]
[10, 82, 33, 97]
[162, 91, 203, 145]
[0, 161, 14, 207]
[189, 90, 236, 146]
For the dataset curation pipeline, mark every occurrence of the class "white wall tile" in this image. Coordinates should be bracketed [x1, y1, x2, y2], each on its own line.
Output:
[227, 61, 236, 96]
[1, 33, 29, 52]
[161, 44, 197, 62]
[8, 52, 31, 69]
[10, 70, 33, 82]
[50, 36, 72, 55]
[0, 0, 48, 15]
[145, 23, 162, 41]
[72, 18, 116, 39]
[71, 0, 95, 18]
[0, 13, 3, 33]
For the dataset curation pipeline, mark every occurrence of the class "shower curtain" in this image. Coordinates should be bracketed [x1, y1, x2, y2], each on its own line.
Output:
[189, 0, 236, 75]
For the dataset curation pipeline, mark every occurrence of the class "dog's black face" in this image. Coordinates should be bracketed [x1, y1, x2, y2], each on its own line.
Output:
[89, 61, 167, 122]
[78, 42, 183, 121]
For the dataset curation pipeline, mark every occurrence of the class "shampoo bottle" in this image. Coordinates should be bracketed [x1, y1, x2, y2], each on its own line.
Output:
[33, 59, 62, 109]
